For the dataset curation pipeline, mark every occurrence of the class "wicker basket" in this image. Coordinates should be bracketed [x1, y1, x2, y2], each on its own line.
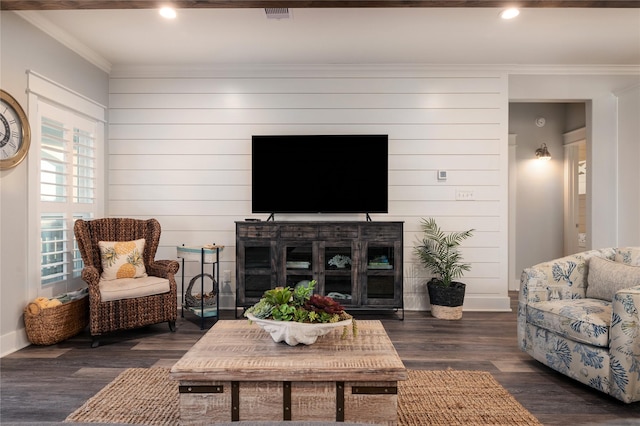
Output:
[24, 296, 89, 345]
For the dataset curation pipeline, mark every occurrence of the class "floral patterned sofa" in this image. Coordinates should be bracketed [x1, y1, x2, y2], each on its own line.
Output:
[518, 247, 640, 403]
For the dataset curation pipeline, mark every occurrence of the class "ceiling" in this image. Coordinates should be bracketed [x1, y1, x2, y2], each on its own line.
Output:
[11, 4, 640, 73]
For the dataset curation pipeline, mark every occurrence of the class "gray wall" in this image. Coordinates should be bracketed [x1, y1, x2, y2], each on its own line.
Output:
[0, 11, 108, 355]
[566, 103, 586, 132]
[509, 102, 586, 278]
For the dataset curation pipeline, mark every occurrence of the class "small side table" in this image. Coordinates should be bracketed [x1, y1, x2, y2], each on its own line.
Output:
[176, 244, 224, 329]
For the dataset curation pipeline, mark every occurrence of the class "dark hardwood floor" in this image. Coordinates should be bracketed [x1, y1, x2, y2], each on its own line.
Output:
[1, 292, 639, 425]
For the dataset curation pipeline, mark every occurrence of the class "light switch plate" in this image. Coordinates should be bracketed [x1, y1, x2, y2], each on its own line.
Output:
[455, 189, 475, 201]
[437, 170, 447, 181]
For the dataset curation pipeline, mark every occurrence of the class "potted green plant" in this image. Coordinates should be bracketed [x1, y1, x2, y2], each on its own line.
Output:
[414, 217, 474, 320]
[244, 280, 357, 345]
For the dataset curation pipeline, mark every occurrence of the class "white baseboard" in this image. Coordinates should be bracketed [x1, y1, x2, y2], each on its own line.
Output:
[1, 328, 31, 358]
[460, 295, 512, 312]
[403, 293, 512, 312]
[509, 277, 521, 292]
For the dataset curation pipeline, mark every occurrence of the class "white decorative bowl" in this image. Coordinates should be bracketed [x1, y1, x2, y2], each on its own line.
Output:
[246, 313, 352, 346]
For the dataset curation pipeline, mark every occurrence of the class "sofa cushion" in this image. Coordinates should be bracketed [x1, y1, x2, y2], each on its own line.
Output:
[586, 256, 640, 302]
[527, 299, 611, 348]
[615, 247, 640, 266]
[98, 239, 148, 281]
[534, 257, 590, 299]
[99, 276, 170, 302]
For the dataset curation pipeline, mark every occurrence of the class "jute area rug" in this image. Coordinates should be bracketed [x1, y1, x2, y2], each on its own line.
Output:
[65, 367, 541, 425]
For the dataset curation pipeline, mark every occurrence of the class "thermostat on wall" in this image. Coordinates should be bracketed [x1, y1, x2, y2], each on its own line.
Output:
[437, 170, 447, 181]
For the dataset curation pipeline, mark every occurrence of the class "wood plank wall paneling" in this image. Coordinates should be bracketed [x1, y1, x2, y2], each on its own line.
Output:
[108, 70, 510, 312]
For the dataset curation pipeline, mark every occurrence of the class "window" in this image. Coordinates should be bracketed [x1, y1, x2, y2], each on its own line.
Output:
[38, 102, 99, 286]
[28, 72, 105, 291]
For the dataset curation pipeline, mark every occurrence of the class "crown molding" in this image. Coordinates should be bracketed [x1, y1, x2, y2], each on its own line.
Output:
[15, 11, 112, 73]
[109, 63, 640, 78]
[502, 64, 640, 75]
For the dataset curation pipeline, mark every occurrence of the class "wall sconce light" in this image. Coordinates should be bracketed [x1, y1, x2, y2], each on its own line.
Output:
[535, 143, 551, 161]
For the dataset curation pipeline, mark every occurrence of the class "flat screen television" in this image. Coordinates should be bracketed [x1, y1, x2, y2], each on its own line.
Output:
[252, 134, 388, 214]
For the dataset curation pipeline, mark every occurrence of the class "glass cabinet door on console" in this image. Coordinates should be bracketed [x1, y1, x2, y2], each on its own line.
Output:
[321, 242, 357, 307]
[363, 242, 402, 306]
[236, 241, 277, 306]
[235, 222, 279, 309]
[282, 243, 315, 289]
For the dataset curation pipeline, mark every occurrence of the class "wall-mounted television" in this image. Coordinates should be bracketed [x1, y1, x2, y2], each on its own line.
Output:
[252, 134, 388, 215]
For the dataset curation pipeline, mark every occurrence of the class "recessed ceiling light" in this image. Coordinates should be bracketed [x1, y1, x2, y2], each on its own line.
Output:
[159, 7, 177, 19]
[500, 8, 520, 20]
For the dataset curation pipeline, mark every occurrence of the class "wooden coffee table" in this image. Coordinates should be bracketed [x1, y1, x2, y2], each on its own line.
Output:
[170, 319, 406, 425]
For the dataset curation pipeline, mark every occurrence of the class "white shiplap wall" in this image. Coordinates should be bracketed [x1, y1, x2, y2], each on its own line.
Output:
[108, 67, 510, 312]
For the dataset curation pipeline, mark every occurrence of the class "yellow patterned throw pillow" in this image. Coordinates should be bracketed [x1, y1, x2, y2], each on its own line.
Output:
[98, 239, 147, 281]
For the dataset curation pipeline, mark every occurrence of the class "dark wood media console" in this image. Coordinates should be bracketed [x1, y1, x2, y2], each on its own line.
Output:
[235, 221, 403, 318]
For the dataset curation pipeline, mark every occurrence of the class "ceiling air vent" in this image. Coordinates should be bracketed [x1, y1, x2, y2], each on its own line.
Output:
[264, 8, 291, 20]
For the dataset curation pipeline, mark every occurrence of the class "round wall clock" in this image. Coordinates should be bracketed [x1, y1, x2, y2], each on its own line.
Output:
[0, 89, 32, 170]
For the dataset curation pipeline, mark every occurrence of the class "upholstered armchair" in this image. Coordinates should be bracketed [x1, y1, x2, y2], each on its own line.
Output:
[518, 247, 640, 403]
[74, 218, 179, 347]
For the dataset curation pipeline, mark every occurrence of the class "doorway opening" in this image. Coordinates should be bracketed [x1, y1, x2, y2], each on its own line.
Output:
[508, 102, 587, 291]
[563, 128, 587, 256]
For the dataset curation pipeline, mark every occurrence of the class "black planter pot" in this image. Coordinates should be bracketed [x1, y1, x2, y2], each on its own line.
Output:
[427, 278, 466, 320]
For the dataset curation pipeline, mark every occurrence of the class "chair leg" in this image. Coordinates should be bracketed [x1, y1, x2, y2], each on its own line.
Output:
[169, 320, 176, 332]
[91, 336, 100, 348]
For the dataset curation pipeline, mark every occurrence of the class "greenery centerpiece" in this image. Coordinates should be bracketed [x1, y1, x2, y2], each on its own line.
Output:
[414, 217, 474, 320]
[244, 280, 357, 345]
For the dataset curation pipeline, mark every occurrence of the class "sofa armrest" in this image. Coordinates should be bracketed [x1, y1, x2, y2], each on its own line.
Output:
[81, 265, 102, 307]
[519, 257, 587, 304]
[519, 267, 555, 303]
[148, 259, 180, 278]
[81, 265, 100, 285]
[609, 285, 640, 403]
